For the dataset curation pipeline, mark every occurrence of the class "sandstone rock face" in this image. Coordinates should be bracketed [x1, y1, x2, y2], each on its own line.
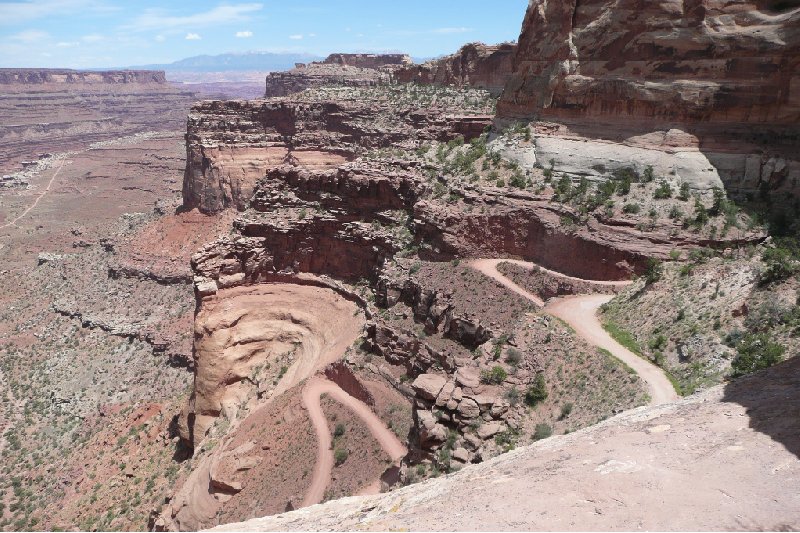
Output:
[496, 0, 800, 199]
[182, 96, 492, 214]
[396, 42, 516, 96]
[179, 283, 364, 448]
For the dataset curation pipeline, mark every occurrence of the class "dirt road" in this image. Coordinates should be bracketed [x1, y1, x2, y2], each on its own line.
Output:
[1, 158, 66, 230]
[469, 259, 678, 405]
[301, 377, 407, 507]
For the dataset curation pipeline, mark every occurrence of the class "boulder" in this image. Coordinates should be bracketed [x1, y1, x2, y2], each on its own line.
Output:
[452, 447, 471, 463]
[417, 409, 448, 446]
[412, 374, 447, 401]
[457, 397, 480, 419]
[455, 367, 480, 389]
[477, 421, 505, 440]
[435, 381, 456, 407]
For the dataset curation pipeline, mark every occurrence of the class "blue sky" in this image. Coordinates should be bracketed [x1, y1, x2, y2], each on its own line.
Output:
[0, 1, 528, 68]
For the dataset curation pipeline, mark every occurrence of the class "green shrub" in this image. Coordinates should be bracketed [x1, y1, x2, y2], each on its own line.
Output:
[649, 334, 667, 351]
[524, 374, 548, 406]
[334, 447, 349, 465]
[480, 365, 508, 385]
[643, 258, 663, 284]
[505, 348, 522, 367]
[622, 202, 641, 214]
[678, 182, 690, 201]
[334, 423, 345, 438]
[654, 181, 672, 199]
[533, 423, 553, 441]
[730, 333, 785, 377]
[559, 402, 573, 420]
[759, 245, 798, 285]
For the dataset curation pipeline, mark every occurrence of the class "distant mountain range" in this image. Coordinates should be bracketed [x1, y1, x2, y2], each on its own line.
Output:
[129, 52, 324, 73]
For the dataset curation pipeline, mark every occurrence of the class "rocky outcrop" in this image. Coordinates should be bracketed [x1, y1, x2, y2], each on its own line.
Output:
[263, 53, 411, 98]
[396, 42, 516, 96]
[181, 96, 492, 214]
[322, 53, 412, 69]
[496, 0, 800, 200]
[264, 63, 392, 98]
[0, 69, 167, 87]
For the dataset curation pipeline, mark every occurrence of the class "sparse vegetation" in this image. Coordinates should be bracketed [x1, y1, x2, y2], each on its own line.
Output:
[480, 365, 508, 385]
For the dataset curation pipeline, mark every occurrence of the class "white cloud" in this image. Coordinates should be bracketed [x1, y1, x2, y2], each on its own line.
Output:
[82, 33, 104, 43]
[155, 35, 166, 42]
[124, 3, 263, 32]
[235, 30, 253, 38]
[308, 33, 316, 37]
[432, 27, 472, 34]
[289, 34, 303, 40]
[56, 41, 80, 47]
[9, 30, 50, 43]
[185, 33, 201, 40]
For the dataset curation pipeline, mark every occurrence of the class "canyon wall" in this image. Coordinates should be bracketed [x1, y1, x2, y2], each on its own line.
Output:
[395, 42, 517, 96]
[0, 68, 167, 88]
[0, 70, 196, 173]
[495, 0, 800, 199]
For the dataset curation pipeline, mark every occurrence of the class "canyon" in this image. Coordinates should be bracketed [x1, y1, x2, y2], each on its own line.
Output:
[0, 0, 798, 531]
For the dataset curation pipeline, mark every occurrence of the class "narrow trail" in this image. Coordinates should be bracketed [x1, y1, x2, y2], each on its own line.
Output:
[469, 259, 679, 405]
[301, 377, 407, 508]
[0, 158, 66, 230]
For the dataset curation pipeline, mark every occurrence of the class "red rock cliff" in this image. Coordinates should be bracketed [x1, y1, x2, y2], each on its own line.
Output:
[498, 0, 799, 126]
[495, 0, 800, 200]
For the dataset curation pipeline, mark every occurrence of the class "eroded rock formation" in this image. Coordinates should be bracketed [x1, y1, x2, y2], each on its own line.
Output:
[263, 53, 411, 98]
[395, 42, 516, 96]
[496, 0, 800, 199]
[181, 95, 492, 214]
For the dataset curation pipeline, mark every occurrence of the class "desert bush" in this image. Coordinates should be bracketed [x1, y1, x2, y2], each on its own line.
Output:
[758, 243, 799, 285]
[524, 374, 548, 406]
[532, 423, 553, 441]
[622, 202, 640, 214]
[643, 258, 663, 284]
[333, 423, 345, 438]
[678, 182, 690, 201]
[334, 447, 349, 465]
[505, 348, 522, 367]
[559, 402, 573, 420]
[504, 386, 521, 406]
[730, 333, 785, 377]
[654, 181, 672, 199]
[480, 365, 508, 384]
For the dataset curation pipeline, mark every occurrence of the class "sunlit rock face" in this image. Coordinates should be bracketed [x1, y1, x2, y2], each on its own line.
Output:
[496, 0, 800, 200]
